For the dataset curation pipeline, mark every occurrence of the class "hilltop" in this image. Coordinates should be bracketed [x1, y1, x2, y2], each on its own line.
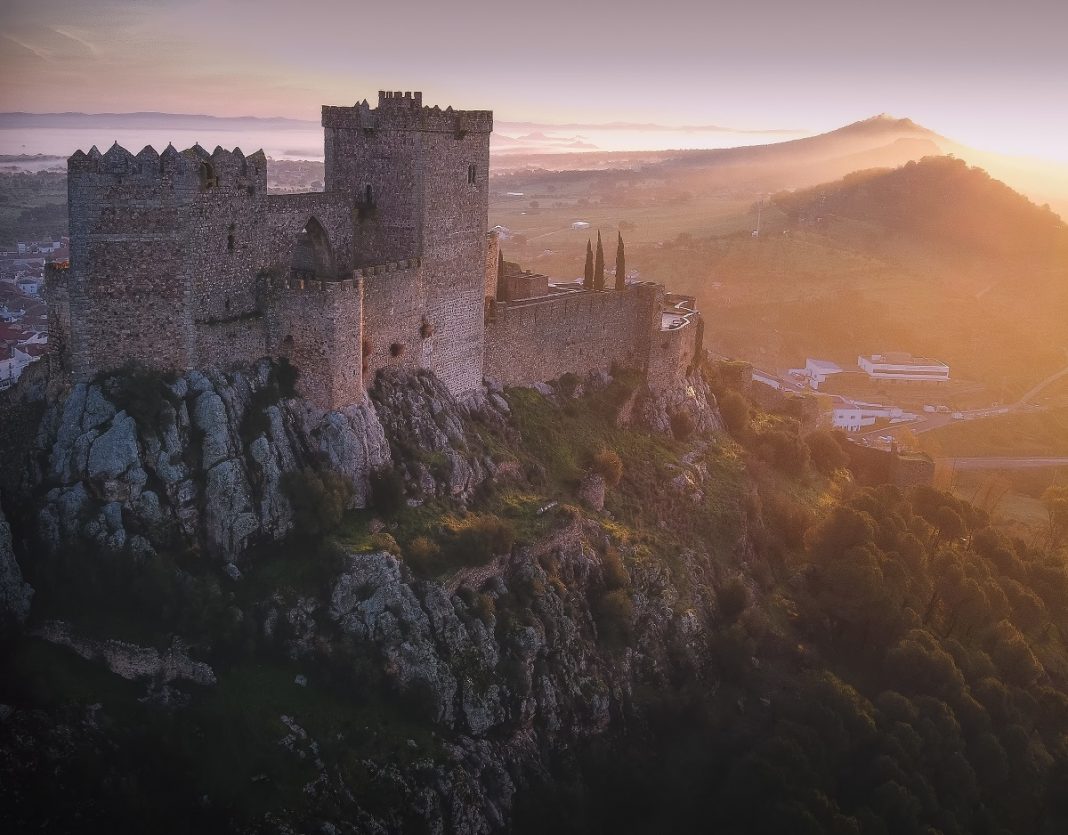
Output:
[773, 155, 1068, 266]
[610, 157, 1068, 397]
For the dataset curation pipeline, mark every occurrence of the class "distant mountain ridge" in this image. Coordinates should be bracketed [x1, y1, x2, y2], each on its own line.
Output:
[0, 112, 316, 130]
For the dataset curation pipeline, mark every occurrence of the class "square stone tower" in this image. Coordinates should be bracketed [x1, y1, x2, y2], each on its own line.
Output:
[322, 91, 493, 395]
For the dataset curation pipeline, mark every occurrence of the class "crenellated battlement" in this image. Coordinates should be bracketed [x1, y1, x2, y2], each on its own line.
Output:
[271, 275, 362, 293]
[67, 142, 268, 197]
[49, 89, 697, 413]
[354, 257, 421, 278]
[322, 91, 492, 134]
[378, 90, 423, 108]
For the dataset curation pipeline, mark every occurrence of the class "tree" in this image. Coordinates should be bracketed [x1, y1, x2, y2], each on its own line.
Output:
[594, 231, 605, 290]
[805, 430, 848, 476]
[615, 232, 626, 290]
[496, 247, 506, 300]
[584, 239, 594, 289]
[719, 390, 750, 436]
[282, 468, 353, 536]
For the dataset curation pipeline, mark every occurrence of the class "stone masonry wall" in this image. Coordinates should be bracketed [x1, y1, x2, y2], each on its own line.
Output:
[359, 261, 425, 387]
[324, 92, 492, 398]
[485, 231, 500, 300]
[645, 318, 703, 395]
[269, 277, 364, 410]
[483, 285, 662, 386]
[418, 128, 490, 396]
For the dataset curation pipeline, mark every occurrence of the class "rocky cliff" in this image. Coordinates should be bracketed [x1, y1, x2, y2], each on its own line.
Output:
[0, 362, 737, 833]
[0, 502, 32, 632]
[26, 361, 391, 562]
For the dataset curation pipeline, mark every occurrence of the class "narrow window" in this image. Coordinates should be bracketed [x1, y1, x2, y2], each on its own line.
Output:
[467, 164, 477, 185]
[364, 184, 374, 205]
[198, 161, 217, 191]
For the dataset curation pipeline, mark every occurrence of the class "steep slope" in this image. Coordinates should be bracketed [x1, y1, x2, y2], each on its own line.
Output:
[1, 362, 1067, 833]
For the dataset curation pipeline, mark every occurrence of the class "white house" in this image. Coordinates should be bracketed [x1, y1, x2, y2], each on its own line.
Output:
[832, 402, 917, 432]
[791, 358, 843, 390]
[16, 276, 42, 296]
[0, 345, 33, 389]
[858, 353, 949, 383]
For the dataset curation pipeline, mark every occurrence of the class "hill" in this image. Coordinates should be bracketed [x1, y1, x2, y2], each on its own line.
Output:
[2, 361, 1067, 832]
[623, 158, 1068, 397]
[773, 155, 1068, 265]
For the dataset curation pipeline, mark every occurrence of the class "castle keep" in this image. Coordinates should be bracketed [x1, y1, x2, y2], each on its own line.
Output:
[47, 91, 701, 408]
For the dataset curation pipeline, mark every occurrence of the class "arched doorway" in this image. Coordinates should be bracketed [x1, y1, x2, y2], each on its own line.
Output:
[290, 217, 336, 281]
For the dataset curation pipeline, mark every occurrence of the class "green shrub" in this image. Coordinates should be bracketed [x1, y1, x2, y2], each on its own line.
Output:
[369, 466, 406, 516]
[756, 429, 810, 477]
[601, 545, 630, 590]
[670, 411, 696, 441]
[591, 448, 624, 486]
[719, 390, 750, 436]
[594, 588, 633, 648]
[240, 384, 278, 444]
[282, 467, 353, 536]
[717, 577, 750, 623]
[558, 372, 581, 397]
[443, 513, 516, 567]
[805, 430, 849, 476]
[474, 593, 496, 625]
[369, 532, 401, 556]
[405, 535, 441, 574]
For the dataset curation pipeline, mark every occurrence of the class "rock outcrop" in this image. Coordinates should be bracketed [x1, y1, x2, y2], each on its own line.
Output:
[0, 502, 32, 630]
[0, 362, 733, 832]
[264, 514, 722, 831]
[370, 369, 501, 500]
[639, 369, 724, 436]
[31, 620, 216, 686]
[26, 361, 392, 562]
[20, 364, 512, 564]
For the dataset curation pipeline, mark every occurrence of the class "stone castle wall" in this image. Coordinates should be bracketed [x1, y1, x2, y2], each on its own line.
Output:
[50, 90, 700, 413]
[358, 260, 425, 386]
[268, 276, 364, 409]
[484, 231, 500, 300]
[646, 318, 703, 395]
[483, 284, 664, 386]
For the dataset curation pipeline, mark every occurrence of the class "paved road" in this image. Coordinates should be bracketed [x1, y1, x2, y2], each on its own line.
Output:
[937, 457, 1068, 470]
[1014, 362, 1068, 407]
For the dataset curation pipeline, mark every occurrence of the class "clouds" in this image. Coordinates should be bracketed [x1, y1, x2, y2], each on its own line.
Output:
[0, 0, 1065, 160]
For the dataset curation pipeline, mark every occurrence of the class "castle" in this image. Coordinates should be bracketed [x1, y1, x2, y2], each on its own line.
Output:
[46, 91, 702, 408]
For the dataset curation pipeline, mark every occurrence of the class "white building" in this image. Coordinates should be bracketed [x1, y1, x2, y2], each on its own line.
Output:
[0, 345, 34, 389]
[16, 276, 42, 296]
[858, 353, 949, 383]
[790, 357, 843, 390]
[832, 402, 917, 432]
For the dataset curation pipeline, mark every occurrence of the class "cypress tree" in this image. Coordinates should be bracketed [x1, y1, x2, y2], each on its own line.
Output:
[594, 231, 605, 290]
[615, 232, 626, 290]
[496, 248, 507, 300]
[583, 239, 594, 289]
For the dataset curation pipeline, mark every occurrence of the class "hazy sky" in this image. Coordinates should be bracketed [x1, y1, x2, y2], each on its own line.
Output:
[2, 0, 1066, 161]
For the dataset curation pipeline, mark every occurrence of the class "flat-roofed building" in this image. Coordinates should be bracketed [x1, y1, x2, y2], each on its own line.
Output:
[858, 352, 949, 383]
